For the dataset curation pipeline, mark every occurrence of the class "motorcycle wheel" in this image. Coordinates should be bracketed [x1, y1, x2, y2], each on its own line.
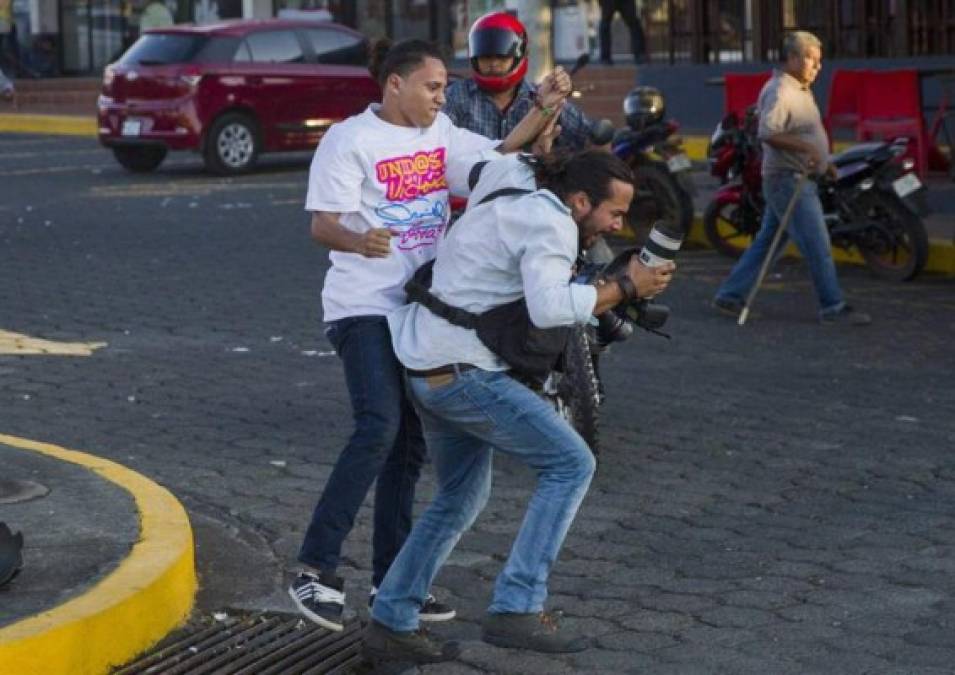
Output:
[855, 191, 929, 282]
[626, 161, 693, 242]
[556, 326, 601, 458]
[702, 199, 757, 259]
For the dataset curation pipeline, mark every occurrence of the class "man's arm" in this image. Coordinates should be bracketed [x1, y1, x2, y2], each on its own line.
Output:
[554, 100, 595, 151]
[497, 68, 572, 152]
[310, 211, 394, 258]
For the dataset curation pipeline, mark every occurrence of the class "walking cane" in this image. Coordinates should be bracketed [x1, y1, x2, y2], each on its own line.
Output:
[737, 172, 810, 326]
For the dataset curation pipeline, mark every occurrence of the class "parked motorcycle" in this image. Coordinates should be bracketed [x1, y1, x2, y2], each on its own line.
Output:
[704, 107, 764, 258]
[612, 86, 696, 240]
[704, 110, 930, 281]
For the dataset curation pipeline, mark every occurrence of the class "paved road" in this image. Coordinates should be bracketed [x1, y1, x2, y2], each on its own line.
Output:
[2, 135, 955, 674]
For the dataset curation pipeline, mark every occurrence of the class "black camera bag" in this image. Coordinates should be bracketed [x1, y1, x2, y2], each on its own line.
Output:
[403, 187, 571, 385]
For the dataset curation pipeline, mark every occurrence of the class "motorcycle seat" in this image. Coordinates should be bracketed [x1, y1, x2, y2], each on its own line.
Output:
[831, 141, 891, 168]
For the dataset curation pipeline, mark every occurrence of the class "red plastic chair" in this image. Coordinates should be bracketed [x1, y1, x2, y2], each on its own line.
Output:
[724, 72, 772, 120]
[857, 69, 929, 177]
[824, 68, 867, 145]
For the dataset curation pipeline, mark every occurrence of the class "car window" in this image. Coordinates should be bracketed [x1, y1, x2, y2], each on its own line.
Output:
[233, 40, 253, 63]
[119, 34, 208, 65]
[194, 36, 241, 63]
[244, 30, 306, 64]
[304, 28, 368, 66]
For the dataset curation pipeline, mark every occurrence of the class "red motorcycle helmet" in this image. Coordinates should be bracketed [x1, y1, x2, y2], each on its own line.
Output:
[469, 11, 528, 93]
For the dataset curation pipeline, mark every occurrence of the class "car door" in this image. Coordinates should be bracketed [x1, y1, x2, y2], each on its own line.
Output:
[230, 29, 311, 149]
[294, 27, 381, 138]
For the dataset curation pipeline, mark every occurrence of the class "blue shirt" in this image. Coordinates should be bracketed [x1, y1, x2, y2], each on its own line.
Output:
[388, 154, 597, 372]
[443, 77, 594, 151]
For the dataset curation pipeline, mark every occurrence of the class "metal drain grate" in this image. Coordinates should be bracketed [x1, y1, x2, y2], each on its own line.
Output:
[114, 612, 363, 675]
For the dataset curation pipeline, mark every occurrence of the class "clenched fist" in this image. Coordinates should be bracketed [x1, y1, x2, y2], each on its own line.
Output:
[357, 228, 395, 258]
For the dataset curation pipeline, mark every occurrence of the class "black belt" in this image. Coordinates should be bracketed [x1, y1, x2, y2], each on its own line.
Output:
[405, 363, 477, 378]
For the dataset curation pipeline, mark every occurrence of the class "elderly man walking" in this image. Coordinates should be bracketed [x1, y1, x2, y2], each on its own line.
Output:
[712, 31, 871, 325]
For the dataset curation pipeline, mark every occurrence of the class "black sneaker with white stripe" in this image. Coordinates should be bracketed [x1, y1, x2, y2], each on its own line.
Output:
[369, 587, 456, 622]
[288, 571, 345, 631]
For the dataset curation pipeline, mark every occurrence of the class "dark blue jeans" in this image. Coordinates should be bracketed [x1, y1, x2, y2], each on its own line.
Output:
[298, 315, 426, 588]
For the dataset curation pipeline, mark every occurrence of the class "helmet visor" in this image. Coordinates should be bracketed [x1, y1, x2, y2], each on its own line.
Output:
[623, 93, 663, 115]
[470, 28, 523, 59]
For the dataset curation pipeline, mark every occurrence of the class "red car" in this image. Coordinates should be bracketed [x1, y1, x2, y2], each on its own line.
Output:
[97, 19, 380, 174]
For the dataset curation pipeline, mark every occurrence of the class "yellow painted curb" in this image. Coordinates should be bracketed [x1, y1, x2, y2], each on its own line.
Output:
[681, 214, 955, 276]
[0, 330, 107, 356]
[0, 113, 97, 137]
[0, 434, 196, 675]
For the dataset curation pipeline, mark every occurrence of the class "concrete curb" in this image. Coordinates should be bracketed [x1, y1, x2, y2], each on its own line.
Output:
[0, 434, 196, 675]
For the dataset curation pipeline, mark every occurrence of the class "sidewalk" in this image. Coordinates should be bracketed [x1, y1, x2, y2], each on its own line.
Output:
[0, 434, 195, 675]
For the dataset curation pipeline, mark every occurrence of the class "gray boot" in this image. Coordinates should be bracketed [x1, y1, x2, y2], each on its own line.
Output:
[481, 611, 590, 653]
[361, 619, 460, 664]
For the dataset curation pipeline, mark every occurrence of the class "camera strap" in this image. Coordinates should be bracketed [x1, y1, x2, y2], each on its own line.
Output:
[404, 186, 534, 330]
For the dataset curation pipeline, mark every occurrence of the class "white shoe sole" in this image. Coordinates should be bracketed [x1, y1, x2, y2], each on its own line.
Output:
[419, 608, 457, 622]
[288, 586, 344, 632]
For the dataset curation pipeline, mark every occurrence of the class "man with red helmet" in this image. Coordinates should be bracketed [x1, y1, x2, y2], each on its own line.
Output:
[444, 11, 595, 151]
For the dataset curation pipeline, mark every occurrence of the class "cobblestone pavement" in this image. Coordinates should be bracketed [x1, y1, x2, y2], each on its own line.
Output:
[2, 135, 955, 674]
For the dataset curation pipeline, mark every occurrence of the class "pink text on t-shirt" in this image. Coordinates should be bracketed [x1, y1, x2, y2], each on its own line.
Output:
[375, 148, 448, 202]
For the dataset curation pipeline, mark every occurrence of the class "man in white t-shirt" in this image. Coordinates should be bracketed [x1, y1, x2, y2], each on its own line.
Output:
[289, 38, 571, 633]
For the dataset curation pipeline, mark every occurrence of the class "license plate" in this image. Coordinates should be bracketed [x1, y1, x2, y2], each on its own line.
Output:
[667, 153, 692, 173]
[892, 172, 921, 198]
[121, 119, 142, 137]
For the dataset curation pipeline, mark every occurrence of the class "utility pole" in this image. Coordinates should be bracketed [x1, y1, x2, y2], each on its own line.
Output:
[510, 0, 553, 83]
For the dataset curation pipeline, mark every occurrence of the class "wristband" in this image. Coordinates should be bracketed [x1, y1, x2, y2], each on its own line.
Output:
[615, 274, 639, 302]
[533, 94, 556, 118]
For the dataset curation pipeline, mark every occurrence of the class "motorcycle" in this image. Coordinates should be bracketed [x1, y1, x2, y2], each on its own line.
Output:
[704, 109, 930, 281]
[611, 86, 696, 240]
[703, 107, 764, 258]
[543, 224, 682, 459]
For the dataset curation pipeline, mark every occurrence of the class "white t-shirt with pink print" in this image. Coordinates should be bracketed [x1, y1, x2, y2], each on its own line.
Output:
[305, 104, 500, 322]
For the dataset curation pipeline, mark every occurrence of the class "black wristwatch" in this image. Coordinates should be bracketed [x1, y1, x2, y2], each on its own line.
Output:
[615, 273, 639, 302]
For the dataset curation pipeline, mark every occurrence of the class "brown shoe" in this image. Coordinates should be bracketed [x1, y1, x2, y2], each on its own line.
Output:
[481, 610, 590, 653]
[361, 619, 460, 664]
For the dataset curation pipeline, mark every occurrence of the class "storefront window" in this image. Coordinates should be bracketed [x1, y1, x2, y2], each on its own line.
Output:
[59, 0, 243, 73]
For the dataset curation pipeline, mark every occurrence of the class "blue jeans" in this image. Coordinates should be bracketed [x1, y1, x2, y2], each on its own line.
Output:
[371, 368, 595, 632]
[298, 315, 425, 588]
[715, 172, 845, 317]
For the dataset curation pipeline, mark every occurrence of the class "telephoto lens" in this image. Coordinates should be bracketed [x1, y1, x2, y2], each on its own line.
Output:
[637, 221, 684, 271]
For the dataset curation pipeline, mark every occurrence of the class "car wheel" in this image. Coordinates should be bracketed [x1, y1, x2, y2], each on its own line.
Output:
[204, 113, 259, 175]
[112, 145, 167, 173]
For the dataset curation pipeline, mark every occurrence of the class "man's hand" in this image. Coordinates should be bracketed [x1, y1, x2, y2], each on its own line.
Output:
[805, 146, 830, 176]
[537, 66, 572, 109]
[357, 228, 395, 258]
[627, 257, 676, 298]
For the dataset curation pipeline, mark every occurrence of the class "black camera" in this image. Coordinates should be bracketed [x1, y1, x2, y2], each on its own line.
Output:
[600, 221, 683, 338]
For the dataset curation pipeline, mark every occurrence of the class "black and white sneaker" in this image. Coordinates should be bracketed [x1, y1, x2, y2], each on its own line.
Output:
[369, 587, 456, 622]
[288, 571, 345, 632]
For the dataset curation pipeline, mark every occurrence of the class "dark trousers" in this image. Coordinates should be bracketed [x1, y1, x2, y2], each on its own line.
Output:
[297, 315, 426, 588]
[599, 0, 647, 63]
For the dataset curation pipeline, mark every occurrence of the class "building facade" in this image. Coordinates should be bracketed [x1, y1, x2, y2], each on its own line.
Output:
[1, 0, 952, 77]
